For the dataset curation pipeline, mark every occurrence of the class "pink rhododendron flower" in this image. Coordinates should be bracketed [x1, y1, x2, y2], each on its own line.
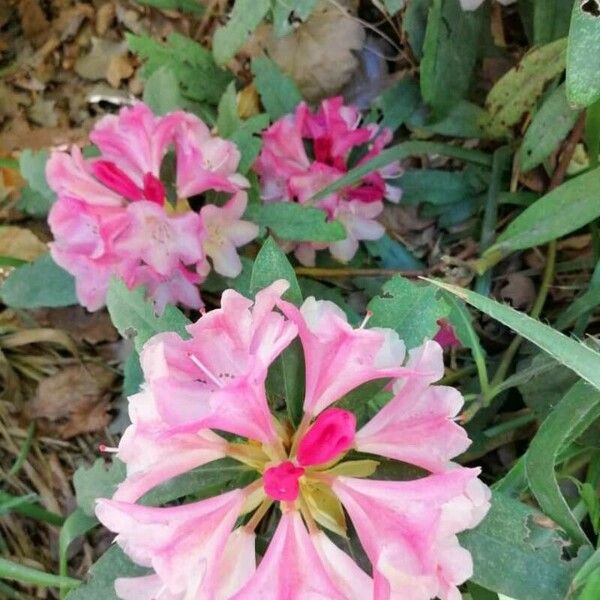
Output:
[47, 102, 258, 313]
[254, 97, 402, 266]
[434, 318, 461, 350]
[97, 280, 490, 600]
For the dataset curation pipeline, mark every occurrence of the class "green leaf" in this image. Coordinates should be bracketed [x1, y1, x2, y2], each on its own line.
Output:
[312, 140, 491, 201]
[251, 57, 303, 120]
[59, 509, 98, 598]
[376, 78, 421, 132]
[134, 0, 203, 13]
[368, 276, 449, 348]
[481, 167, 600, 265]
[65, 546, 146, 600]
[73, 459, 126, 517]
[397, 169, 475, 205]
[272, 0, 318, 36]
[212, 0, 271, 65]
[216, 81, 241, 138]
[382, 0, 405, 15]
[520, 83, 582, 172]
[128, 32, 231, 106]
[250, 237, 302, 304]
[364, 234, 424, 270]
[0, 254, 77, 309]
[555, 257, 600, 330]
[481, 37, 567, 138]
[421, 0, 485, 117]
[0, 558, 80, 591]
[403, 0, 433, 59]
[142, 66, 182, 115]
[533, 0, 572, 44]
[526, 380, 600, 546]
[460, 492, 592, 600]
[408, 100, 488, 139]
[17, 149, 56, 216]
[247, 203, 346, 242]
[427, 280, 600, 392]
[106, 278, 190, 352]
[566, 2, 600, 107]
[229, 113, 270, 173]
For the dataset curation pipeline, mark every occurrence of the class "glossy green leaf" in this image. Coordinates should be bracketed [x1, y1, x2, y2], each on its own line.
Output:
[481, 167, 600, 266]
[0, 254, 77, 309]
[312, 141, 491, 201]
[427, 280, 600, 392]
[247, 202, 346, 242]
[251, 57, 303, 121]
[520, 83, 582, 172]
[250, 237, 302, 304]
[566, 2, 600, 107]
[481, 38, 567, 138]
[212, 0, 271, 65]
[368, 276, 449, 348]
[142, 66, 182, 115]
[65, 546, 145, 600]
[106, 278, 190, 352]
[526, 380, 600, 546]
[421, 0, 485, 117]
[460, 492, 592, 600]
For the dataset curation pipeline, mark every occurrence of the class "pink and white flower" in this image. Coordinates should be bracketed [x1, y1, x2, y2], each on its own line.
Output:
[97, 280, 489, 600]
[254, 97, 402, 266]
[47, 102, 257, 313]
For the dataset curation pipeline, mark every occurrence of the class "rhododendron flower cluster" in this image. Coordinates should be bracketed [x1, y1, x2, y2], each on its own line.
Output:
[254, 97, 402, 266]
[97, 280, 490, 600]
[46, 103, 258, 313]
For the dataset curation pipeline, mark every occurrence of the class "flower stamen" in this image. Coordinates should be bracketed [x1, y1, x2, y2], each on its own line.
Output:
[188, 353, 224, 388]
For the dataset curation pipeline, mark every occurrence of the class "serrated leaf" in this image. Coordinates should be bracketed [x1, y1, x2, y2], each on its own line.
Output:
[216, 81, 240, 138]
[0, 254, 77, 309]
[73, 459, 126, 517]
[566, 2, 600, 108]
[460, 491, 592, 600]
[482, 167, 600, 265]
[428, 280, 600, 393]
[106, 278, 190, 352]
[247, 203, 346, 242]
[526, 380, 600, 546]
[520, 83, 582, 172]
[421, 0, 485, 117]
[212, 0, 271, 65]
[368, 276, 449, 348]
[128, 33, 231, 106]
[250, 237, 302, 304]
[481, 38, 567, 138]
[65, 546, 146, 600]
[251, 57, 303, 120]
[377, 77, 421, 132]
[142, 66, 182, 115]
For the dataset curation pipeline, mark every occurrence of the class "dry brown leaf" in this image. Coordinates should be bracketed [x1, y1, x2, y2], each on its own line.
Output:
[34, 307, 119, 344]
[106, 54, 134, 88]
[17, 0, 50, 47]
[27, 97, 58, 127]
[52, 5, 94, 42]
[500, 273, 536, 311]
[27, 364, 116, 439]
[0, 226, 47, 261]
[96, 2, 116, 36]
[75, 37, 129, 82]
[249, 0, 365, 102]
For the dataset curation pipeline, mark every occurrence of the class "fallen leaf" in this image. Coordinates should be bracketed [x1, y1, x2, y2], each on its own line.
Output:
[96, 2, 116, 36]
[17, 0, 50, 47]
[27, 364, 116, 439]
[34, 306, 119, 344]
[0, 226, 47, 261]
[500, 272, 536, 311]
[75, 37, 129, 83]
[106, 54, 134, 88]
[27, 97, 58, 127]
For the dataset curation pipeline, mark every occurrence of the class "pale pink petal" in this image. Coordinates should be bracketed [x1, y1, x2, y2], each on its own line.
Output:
[311, 531, 374, 600]
[217, 528, 256, 599]
[115, 574, 182, 600]
[278, 297, 412, 416]
[96, 489, 245, 597]
[231, 511, 346, 600]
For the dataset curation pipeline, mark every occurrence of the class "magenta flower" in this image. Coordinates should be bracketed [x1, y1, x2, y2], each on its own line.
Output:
[46, 103, 258, 313]
[96, 280, 489, 599]
[254, 97, 402, 265]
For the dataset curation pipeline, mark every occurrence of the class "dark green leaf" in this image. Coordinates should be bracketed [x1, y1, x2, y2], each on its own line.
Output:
[396, 169, 474, 205]
[421, 0, 485, 117]
[250, 237, 302, 304]
[403, 0, 433, 59]
[533, 0, 572, 44]
[407, 100, 488, 138]
[520, 83, 581, 172]
[566, 2, 600, 107]
[368, 276, 449, 348]
[0, 254, 77, 309]
[212, 0, 271, 65]
[364, 234, 424, 270]
[251, 57, 303, 120]
[526, 380, 600, 545]
[106, 278, 190, 352]
[247, 202, 346, 242]
[377, 78, 421, 131]
[461, 492, 592, 600]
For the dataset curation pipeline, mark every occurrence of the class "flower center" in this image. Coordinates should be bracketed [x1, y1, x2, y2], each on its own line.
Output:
[263, 461, 305, 501]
